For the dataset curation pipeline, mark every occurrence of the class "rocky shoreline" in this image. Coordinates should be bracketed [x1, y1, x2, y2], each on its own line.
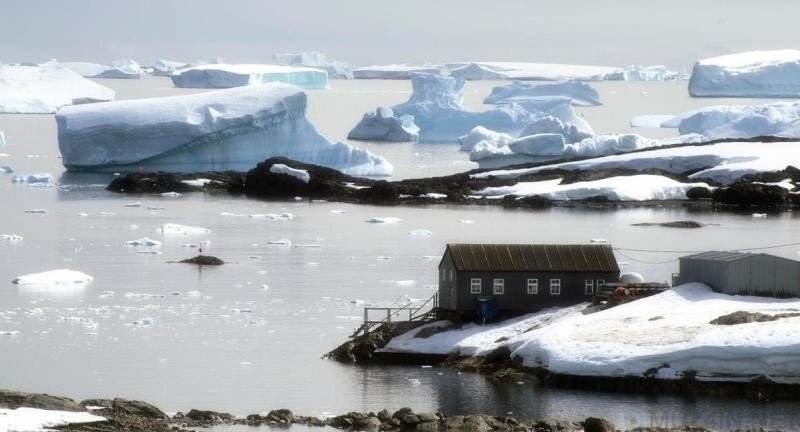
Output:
[106, 138, 800, 211]
[0, 388, 752, 432]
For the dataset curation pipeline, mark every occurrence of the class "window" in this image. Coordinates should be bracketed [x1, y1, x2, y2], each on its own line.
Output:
[597, 280, 605, 288]
[493, 279, 504, 295]
[449, 270, 454, 282]
[585, 280, 594, 295]
[550, 279, 561, 295]
[470, 278, 482, 294]
[527, 279, 538, 294]
[440, 269, 445, 281]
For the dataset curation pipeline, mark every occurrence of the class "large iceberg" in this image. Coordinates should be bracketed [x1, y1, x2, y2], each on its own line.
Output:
[272, 51, 353, 79]
[57, 83, 392, 176]
[689, 50, 800, 97]
[450, 62, 620, 81]
[604, 65, 684, 81]
[352, 64, 444, 79]
[0, 65, 115, 114]
[484, 81, 602, 106]
[446, 63, 509, 80]
[151, 59, 189, 76]
[60, 58, 143, 79]
[171, 64, 329, 89]
[387, 73, 529, 141]
[347, 107, 419, 142]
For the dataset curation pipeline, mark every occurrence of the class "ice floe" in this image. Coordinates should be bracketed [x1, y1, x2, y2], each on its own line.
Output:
[347, 107, 420, 142]
[689, 49, 800, 97]
[171, 63, 329, 89]
[157, 223, 211, 235]
[57, 83, 392, 175]
[125, 237, 162, 247]
[12, 269, 94, 286]
[365, 217, 402, 224]
[0, 65, 114, 113]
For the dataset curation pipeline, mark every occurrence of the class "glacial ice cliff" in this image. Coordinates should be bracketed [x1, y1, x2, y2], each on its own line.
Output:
[0, 65, 115, 114]
[689, 50, 800, 97]
[347, 107, 419, 142]
[56, 83, 392, 176]
[171, 64, 329, 89]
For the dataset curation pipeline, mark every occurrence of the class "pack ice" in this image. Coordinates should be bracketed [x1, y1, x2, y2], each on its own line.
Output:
[364, 73, 529, 142]
[347, 107, 420, 142]
[0, 65, 115, 114]
[171, 64, 329, 90]
[273, 51, 353, 79]
[60, 58, 143, 79]
[352, 64, 444, 79]
[689, 50, 800, 97]
[57, 83, 392, 175]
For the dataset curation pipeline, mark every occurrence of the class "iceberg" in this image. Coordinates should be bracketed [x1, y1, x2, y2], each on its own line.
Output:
[12, 269, 94, 286]
[171, 64, 329, 89]
[0, 65, 115, 114]
[61, 58, 143, 79]
[508, 134, 566, 157]
[604, 65, 684, 81]
[57, 83, 392, 176]
[352, 64, 444, 79]
[347, 107, 419, 142]
[689, 50, 800, 97]
[451, 62, 620, 81]
[388, 73, 530, 141]
[272, 51, 353, 79]
[667, 102, 800, 139]
[458, 126, 513, 152]
[484, 81, 602, 106]
[151, 59, 189, 76]
[447, 63, 509, 80]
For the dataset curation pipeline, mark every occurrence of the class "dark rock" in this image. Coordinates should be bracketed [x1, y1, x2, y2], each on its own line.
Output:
[178, 255, 224, 265]
[710, 311, 777, 325]
[109, 398, 168, 419]
[686, 187, 713, 200]
[185, 409, 234, 423]
[107, 171, 243, 194]
[354, 181, 399, 204]
[712, 182, 789, 207]
[0, 389, 83, 411]
[244, 158, 354, 200]
[632, 221, 703, 228]
[583, 417, 615, 432]
[266, 408, 296, 423]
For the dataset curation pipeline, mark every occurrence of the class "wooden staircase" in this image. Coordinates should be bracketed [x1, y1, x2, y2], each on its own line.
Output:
[350, 293, 440, 338]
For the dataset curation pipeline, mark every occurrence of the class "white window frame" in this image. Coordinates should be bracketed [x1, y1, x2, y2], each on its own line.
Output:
[527, 278, 538, 294]
[585, 280, 594, 295]
[449, 270, 454, 282]
[470, 278, 482, 294]
[493, 278, 504, 295]
[550, 279, 561, 295]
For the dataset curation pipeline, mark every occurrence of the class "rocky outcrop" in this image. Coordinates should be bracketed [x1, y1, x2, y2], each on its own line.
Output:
[632, 221, 703, 228]
[0, 389, 83, 411]
[178, 255, 224, 265]
[710, 310, 800, 325]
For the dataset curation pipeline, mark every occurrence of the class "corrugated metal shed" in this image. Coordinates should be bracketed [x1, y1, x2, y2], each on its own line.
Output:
[678, 251, 800, 298]
[446, 244, 619, 273]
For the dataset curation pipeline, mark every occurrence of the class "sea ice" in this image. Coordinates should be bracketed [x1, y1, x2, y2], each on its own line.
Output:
[269, 163, 310, 183]
[0, 65, 114, 113]
[57, 84, 392, 175]
[171, 63, 329, 89]
[157, 223, 211, 235]
[484, 81, 602, 106]
[12, 269, 94, 286]
[347, 107, 420, 142]
[689, 50, 800, 97]
[352, 64, 444, 79]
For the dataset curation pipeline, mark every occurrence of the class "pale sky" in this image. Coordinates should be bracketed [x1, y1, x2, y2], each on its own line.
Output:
[1, 0, 797, 70]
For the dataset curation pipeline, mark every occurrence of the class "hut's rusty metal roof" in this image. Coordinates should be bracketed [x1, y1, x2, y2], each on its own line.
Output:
[445, 244, 619, 273]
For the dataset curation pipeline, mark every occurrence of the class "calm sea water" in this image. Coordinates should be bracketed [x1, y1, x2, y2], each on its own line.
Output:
[1, 77, 799, 430]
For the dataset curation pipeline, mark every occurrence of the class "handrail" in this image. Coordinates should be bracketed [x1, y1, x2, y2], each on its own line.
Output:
[353, 293, 439, 337]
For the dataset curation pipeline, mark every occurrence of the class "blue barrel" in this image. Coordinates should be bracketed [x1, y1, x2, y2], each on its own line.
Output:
[476, 297, 499, 322]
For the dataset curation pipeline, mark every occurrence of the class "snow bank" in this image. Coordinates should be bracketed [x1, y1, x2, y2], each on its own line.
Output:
[689, 50, 800, 97]
[61, 58, 142, 79]
[388, 73, 529, 141]
[57, 83, 392, 175]
[447, 63, 509, 80]
[352, 64, 444, 79]
[272, 51, 353, 79]
[450, 62, 620, 81]
[474, 175, 711, 201]
[474, 140, 800, 185]
[12, 269, 94, 286]
[0, 407, 106, 431]
[0, 65, 114, 113]
[269, 163, 310, 183]
[347, 107, 419, 142]
[484, 81, 602, 106]
[171, 64, 329, 89]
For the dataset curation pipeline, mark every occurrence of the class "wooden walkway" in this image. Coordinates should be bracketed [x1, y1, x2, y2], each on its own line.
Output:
[351, 293, 439, 338]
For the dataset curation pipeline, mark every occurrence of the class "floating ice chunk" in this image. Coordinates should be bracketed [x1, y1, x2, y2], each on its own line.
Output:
[390, 73, 529, 141]
[157, 223, 211, 235]
[590, 238, 608, 243]
[484, 80, 602, 106]
[752, 213, 768, 218]
[330, 209, 348, 214]
[604, 65, 683, 81]
[125, 237, 162, 247]
[0, 407, 106, 431]
[689, 50, 800, 97]
[132, 317, 154, 327]
[458, 126, 513, 152]
[124, 202, 141, 207]
[12, 269, 93, 286]
[0, 165, 11, 174]
[671, 101, 800, 139]
[508, 134, 566, 157]
[249, 213, 294, 220]
[0, 65, 114, 113]
[409, 229, 433, 236]
[23, 173, 56, 186]
[267, 239, 292, 246]
[160, 192, 183, 198]
[519, 109, 594, 143]
[447, 62, 620, 81]
[272, 51, 353, 79]
[565, 134, 658, 157]
[447, 63, 509, 80]
[422, 193, 447, 199]
[61, 58, 142, 79]
[269, 163, 310, 183]
[171, 63, 329, 89]
[365, 217, 402, 224]
[347, 107, 420, 142]
[353, 64, 444, 79]
[151, 59, 189, 76]
[24, 209, 47, 214]
[56, 84, 392, 176]
[1, 234, 23, 242]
